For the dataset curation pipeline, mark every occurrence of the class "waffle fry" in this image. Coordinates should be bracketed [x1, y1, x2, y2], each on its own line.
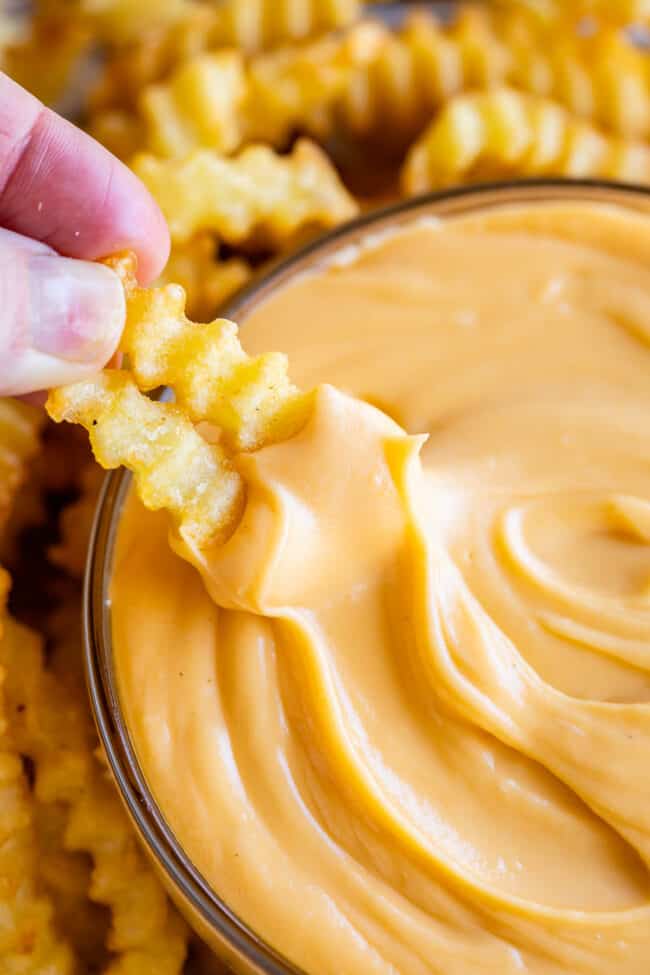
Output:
[0, 579, 77, 974]
[335, 9, 509, 145]
[0, 592, 190, 973]
[159, 236, 252, 322]
[0, 399, 43, 538]
[89, 5, 218, 114]
[47, 371, 244, 548]
[242, 21, 386, 145]
[498, 10, 650, 139]
[131, 138, 358, 247]
[111, 253, 310, 452]
[210, 0, 362, 53]
[139, 50, 246, 158]
[401, 88, 650, 193]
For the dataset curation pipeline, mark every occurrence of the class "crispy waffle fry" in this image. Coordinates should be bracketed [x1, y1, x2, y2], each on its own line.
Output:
[210, 0, 362, 53]
[47, 371, 244, 548]
[1, 590, 190, 973]
[334, 9, 509, 146]
[132, 138, 358, 247]
[0, 579, 77, 974]
[89, 5, 218, 114]
[0, 399, 43, 538]
[139, 50, 246, 158]
[497, 10, 650, 140]
[110, 253, 311, 452]
[401, 88, 650, 193]
[136, 23, 384, 159]
[159, 236, 252, 322]
[242, 21, 386, 145]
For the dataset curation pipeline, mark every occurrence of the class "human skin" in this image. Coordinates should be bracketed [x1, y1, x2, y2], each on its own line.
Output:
[0, 72, 170, 396]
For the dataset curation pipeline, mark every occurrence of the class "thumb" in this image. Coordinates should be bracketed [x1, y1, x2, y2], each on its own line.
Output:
[0, 228, 125, 396]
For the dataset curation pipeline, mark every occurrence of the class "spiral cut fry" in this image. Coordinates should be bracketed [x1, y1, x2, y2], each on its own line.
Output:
[0, 592, 190, 972]
[0, 399, 43, 537]
[132, 138, 358, 247]
[47, 371, 244, 548]
[401, 88, 650, 193]
[0, 577, 76, 974]
[210, 0, 362, 53]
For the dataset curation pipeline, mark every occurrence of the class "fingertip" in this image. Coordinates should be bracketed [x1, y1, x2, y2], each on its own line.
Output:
[0, 104, 171, 283]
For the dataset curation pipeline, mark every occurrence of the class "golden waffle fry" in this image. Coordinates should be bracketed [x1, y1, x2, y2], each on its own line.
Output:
[131, 138, 358, 247]
[159, 235, 252, 322]
[401, 88, 650, 193]
[139, 50, 247, 158]
[47, 370, 244, 548]
[210, 0, 362, 53]
[0, 399, 43, 539]
[0, 591, 189, 973]
[88, 5, 218, 114]
[136, 23, 384, 159]
[500, 12, 650, 139]
[110, 253, 311, 452]
[242, 21, 386, 145]
[334, 9, 509, 145]
[0, 578, 77, 974]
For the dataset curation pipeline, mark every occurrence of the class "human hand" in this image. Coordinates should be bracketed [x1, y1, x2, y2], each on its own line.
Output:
[0, 73, 170, 396]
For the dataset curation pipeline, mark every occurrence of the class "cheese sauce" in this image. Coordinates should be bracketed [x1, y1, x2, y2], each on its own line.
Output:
[113, 203, 650, 974]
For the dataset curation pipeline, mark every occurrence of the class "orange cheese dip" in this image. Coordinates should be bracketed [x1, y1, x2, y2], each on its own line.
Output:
[113, 203, 650, 974]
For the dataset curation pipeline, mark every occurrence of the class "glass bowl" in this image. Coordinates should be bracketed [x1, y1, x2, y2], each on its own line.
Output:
[84, 179, 650, 974]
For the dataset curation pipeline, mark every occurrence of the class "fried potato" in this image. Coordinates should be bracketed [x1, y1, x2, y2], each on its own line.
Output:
[334, 8, 509, 146]
[88, 5, 217, 114]
[139, 50, 247, 158]
[159, 235, 251, 322]
[47, 371, 244, 548]
[110, 253, 310, 452]
[401, 88, 650, 193]
[0, 589, 189, 973]
[210, 0, 362, 53]
[0, 580, 77, 974]
[131, 138, 358, 247]
[499, 10, 650, 140]
[136, 24, 383, 160]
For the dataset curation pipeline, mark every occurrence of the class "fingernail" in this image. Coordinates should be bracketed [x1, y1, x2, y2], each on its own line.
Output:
[28, 255, 125, 363]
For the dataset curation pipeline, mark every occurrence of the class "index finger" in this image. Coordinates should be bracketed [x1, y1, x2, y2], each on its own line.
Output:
[0, 73, 169, 283]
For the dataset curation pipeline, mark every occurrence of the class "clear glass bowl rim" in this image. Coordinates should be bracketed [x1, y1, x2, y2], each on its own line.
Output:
[84, 178, 650, 975]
